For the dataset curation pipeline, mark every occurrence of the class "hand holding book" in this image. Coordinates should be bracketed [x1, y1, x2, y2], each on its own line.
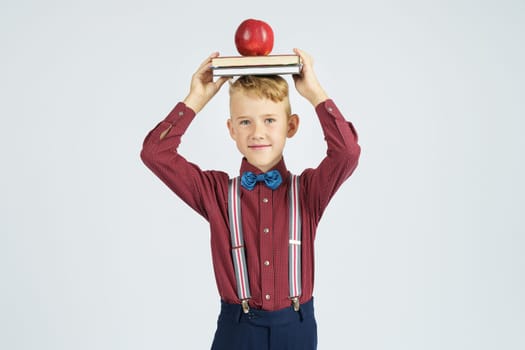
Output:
[183, 52, 229, 113]
[291, 48, 329, 107]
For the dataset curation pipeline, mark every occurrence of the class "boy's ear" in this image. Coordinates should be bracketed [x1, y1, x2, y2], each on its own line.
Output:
[226, 118, 236, 140]
[287, 114, 300, 138]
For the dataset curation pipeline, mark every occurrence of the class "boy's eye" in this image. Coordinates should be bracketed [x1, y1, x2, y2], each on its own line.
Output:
[239, 120, 250, 126]
[265, 118, 276, 124]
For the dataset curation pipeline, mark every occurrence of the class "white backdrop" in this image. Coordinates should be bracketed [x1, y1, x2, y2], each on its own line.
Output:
[1, 0, 524, 349]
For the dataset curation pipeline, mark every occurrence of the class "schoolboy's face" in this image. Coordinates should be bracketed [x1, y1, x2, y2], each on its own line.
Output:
[227, 91, 299, 173]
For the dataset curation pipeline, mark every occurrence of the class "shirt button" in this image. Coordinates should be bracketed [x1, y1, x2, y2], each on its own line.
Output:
[178, 111, 184, 116]
[264, 260, 270, 266]
[263, 228, 270, 234]
[262, 198, 269, 203]
[265, 294, 271, 300]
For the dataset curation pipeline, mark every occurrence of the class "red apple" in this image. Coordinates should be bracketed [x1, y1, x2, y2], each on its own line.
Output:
[234, 18, 274, 56]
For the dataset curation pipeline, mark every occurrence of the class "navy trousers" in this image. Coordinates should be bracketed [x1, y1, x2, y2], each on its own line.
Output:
[211, 298, 317, 350]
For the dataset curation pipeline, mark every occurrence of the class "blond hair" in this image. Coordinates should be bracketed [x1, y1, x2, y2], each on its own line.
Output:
[229, 75, 291, 115]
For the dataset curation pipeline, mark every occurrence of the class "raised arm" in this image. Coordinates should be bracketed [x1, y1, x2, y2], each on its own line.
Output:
[140, 53, 229, 219]
[293, 48, 361, 223]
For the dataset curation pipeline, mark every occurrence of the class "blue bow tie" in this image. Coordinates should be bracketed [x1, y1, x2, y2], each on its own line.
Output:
[241, 170, 283, 190]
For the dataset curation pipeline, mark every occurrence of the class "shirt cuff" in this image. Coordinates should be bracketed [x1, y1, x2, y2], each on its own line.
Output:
[315, 99, 359, 141]
[164, 102, 196, 124]
[315, 99, 343, 120]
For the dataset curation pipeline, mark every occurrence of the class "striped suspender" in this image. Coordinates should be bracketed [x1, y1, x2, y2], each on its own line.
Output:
[228, 177, 252, 307]
[288, 175, 302, 311]
[227, 175, 302, 313]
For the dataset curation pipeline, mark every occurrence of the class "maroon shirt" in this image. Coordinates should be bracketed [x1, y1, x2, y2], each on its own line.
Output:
[141, 99, 360, 311]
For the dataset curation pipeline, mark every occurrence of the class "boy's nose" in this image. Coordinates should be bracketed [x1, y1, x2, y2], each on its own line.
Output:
[251, 122, 265, 139]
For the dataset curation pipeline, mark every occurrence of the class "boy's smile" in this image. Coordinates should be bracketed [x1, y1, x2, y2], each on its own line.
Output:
[248, 144, 271, 149]
[228, 91, 299, 173]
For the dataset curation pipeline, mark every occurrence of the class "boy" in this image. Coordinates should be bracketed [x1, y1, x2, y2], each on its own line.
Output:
[141, 48, 360, 350]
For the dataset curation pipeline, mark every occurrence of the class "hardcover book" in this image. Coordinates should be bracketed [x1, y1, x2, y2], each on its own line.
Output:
[212, 54, 302, 77]
[211, 54, 300, 68]
[212, 64, 302, 77]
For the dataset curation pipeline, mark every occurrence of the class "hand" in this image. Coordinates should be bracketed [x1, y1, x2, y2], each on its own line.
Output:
[183, 52, 230, 113]
[292, 48, 329, 107]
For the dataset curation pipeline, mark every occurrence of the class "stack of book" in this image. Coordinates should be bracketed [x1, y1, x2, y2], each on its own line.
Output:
[211, 54, 302, 77]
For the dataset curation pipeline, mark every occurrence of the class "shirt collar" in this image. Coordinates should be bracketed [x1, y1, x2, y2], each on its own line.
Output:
[239, 157, 289, 177]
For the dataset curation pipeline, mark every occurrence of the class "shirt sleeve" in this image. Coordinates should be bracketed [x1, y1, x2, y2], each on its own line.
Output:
[140, 102, 228, 220]
[300, 99, 361, 223]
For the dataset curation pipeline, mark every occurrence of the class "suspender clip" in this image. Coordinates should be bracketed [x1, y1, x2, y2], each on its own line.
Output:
[241, 299, 250, 314]
[291, 297, 300, 312]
